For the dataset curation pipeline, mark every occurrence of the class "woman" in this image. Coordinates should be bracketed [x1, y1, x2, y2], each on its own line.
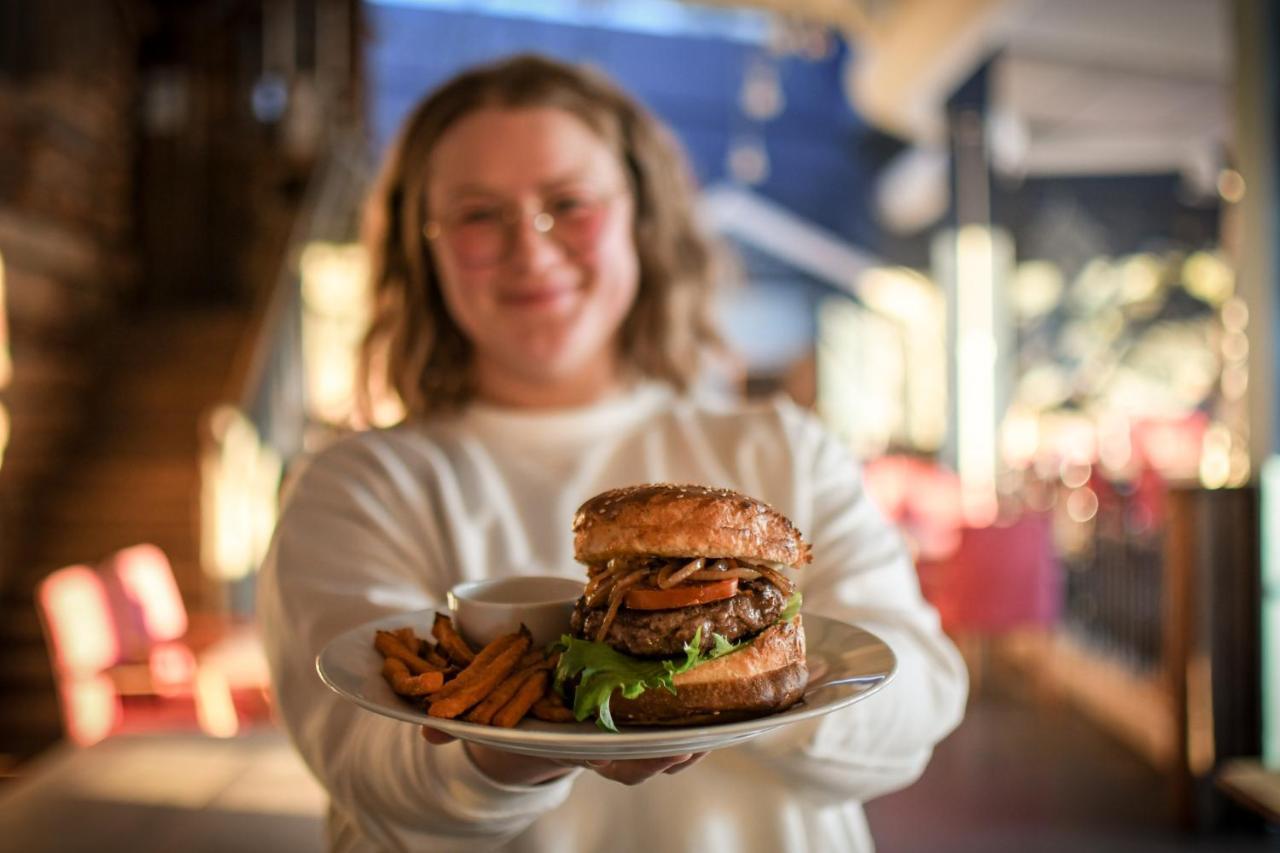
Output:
[257, 54, 967, 852]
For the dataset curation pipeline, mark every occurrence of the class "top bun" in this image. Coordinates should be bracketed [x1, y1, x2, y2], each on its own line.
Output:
[572, 484, 811, 568]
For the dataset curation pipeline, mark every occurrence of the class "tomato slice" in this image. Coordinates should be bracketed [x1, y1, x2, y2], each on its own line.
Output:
[623, 578, 739, 610]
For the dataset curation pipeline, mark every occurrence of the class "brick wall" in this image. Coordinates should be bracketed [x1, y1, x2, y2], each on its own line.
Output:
[0, 2, 142, 593]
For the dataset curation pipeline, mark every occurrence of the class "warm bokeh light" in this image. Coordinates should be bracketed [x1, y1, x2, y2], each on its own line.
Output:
[149, 641, 198, 693]
[817, 296, 901, 457]
[195, 666, 240, 739]
[1183, 250, 1234, 306]
[1065, 486, 1099, 523]
[1000, 404, 1039, 469]
[59, 674, 121, 747]
[1010, 260, 1063, 321]
[38, 565, 121, 676]
[1095, 411, 1133, 474]
[953, 225, 1009, 527]
[300, 241, 376, 426]
[0, 249, 10, 475]
[114, 544, 189, 643]
[1199, 423, 1233, 489]
[0, 402, 9, 473]
[0, 248, 10, 389]
[1119, 254, 1162, 306]
[1216, 168, 1246, 203]
[1060, 460, 1091, 489]
[1222, 297, 1249, 331]
[201, 405, 282, 581]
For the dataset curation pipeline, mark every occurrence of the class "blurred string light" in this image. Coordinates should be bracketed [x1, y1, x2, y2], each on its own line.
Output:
[739, 56, 783, 120]
[727, 134, 770, 185]
[1200, 423, 1233, 489]
[301, 242, 376, 426]
[0, 249, 9, 472]
[1010, 260, 1062, 322]
[1060, 460, 1091, 489]
[816, 296, 903, 457]
[1211, 279, 1250, 487]
[200, 405, 282, 582]
[1221, 297, 1250, 402]
[952, 225, 1010, 527]
[859, 266, 947, 450]
[1065, 486, 1099, 524]
[1096, 411, 1133, 474]
[1120, 253, 1163, 306]
[999, 403, 1039, 470]
[1184, 250, 1234, 306]
[1217, 168, 1246, 204]
[1002, 248, 1250, 493]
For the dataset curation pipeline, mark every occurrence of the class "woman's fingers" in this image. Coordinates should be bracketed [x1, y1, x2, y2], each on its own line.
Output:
[663, 751, 708, 774]
[584, 752, 707, 786]
[420, 731, 709, 785]
[420, 726, 456, 745]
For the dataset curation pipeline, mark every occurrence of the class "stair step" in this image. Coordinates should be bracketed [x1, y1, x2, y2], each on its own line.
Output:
[2, 306, 253, 764]
[0, 648, 55, 687]
[54, 462, 198, 483]
[0, 690, 64, 751]
[28, 539, 200, 577]
[0, 606, 45, 643]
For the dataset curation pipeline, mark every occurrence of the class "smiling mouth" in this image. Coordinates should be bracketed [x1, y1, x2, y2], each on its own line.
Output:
[500, 288, 578, 308]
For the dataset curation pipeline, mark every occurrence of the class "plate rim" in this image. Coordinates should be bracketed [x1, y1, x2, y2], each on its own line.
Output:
[316, 609, 897, 756]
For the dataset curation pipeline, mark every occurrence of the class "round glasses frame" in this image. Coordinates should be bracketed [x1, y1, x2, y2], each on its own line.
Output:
[422, 190, 628, 268]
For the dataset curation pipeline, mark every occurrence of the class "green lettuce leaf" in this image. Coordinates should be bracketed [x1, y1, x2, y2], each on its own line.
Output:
[554, 626, 741, 732]
[780, 590, 803, 623]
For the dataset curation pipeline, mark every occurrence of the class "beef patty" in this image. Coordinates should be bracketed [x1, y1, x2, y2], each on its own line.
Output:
[570, 579, 786, 658]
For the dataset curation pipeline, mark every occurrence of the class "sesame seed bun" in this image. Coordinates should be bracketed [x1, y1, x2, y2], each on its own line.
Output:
[572, 484, 812, 568]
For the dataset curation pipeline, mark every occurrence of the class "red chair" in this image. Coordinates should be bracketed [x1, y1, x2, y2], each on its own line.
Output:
[917, 513, 1061, 634]
[915, 513, 1062, 688]
[102, 544, 272, 735]
[36, 565, 129, 746]
[36, 545, 272, 746]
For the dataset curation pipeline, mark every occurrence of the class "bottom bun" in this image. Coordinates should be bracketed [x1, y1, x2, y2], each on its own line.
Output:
[610, 618, 808, 726]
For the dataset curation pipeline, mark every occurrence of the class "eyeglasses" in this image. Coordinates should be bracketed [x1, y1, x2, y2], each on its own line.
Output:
[423, 189, 627, 268]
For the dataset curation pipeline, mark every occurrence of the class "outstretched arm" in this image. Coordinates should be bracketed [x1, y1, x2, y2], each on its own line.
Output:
[257, 437, 580, 852]
[741, 412, 968, 804]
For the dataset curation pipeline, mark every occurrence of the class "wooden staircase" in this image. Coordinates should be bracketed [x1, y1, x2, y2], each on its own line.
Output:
[0, 308, 247, 761]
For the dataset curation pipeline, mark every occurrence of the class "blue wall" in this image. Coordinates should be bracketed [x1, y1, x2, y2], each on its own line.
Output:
[364, 2, 889, 255]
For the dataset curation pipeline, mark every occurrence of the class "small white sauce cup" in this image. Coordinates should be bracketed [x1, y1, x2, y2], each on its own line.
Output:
[446, 576, 584, 650]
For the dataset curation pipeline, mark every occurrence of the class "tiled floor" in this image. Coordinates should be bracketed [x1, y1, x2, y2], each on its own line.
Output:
[866, 683, 1280, 852]
[2, 687, 1277, 852]
[0, 730, 326, 853]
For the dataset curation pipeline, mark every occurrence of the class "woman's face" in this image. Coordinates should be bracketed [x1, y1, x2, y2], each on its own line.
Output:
[425, 106, 639, 405]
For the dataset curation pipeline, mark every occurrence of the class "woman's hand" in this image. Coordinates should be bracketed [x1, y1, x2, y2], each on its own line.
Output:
[422, 727, 706, 786]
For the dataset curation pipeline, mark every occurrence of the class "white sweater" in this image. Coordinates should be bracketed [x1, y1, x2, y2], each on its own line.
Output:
[256, 383, 967, 852]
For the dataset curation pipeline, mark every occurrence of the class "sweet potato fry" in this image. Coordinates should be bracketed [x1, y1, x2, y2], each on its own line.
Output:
[427, 630, 530, 719]
[493, 669, 549, 728]
[465, 665, 532, 724]
[432, 613, 476, 666]
[420, 642, 451, 669]
[530, 692, 576, 723]
[374, 630, 441, 675]
[517, 648, 545, 669]
[382, 657, 445, 696]
[429, 630, 521, 701]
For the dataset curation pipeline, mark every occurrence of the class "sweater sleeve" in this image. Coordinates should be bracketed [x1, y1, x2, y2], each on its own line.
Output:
[255, 434, 578, 852]
[740, 407, 968, 805]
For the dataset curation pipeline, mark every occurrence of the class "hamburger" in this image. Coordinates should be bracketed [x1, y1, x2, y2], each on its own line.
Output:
[554, 484, 809, 730]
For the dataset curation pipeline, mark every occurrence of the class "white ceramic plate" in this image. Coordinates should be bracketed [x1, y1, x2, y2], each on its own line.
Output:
[317, 610, 896, 760]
